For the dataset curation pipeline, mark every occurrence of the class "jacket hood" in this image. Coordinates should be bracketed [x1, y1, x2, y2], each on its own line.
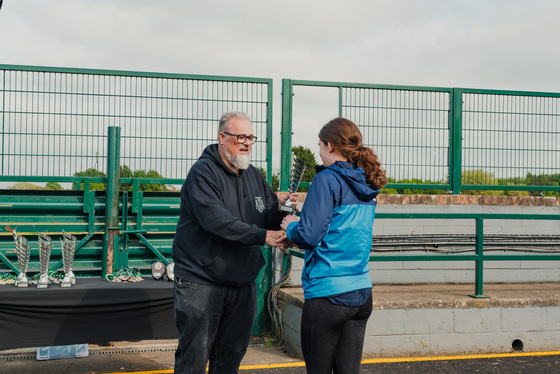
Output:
[316, 161, 379, 201]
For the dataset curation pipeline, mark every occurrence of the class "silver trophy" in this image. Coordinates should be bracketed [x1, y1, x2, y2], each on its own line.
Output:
[14, 230, 31, 288]
[60, 231, 77, 287]
[280, 153, 306, 214]
[37, 232, 52, 288]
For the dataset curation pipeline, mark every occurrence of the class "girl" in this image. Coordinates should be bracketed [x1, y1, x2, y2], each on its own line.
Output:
[280, 117, 387, 373]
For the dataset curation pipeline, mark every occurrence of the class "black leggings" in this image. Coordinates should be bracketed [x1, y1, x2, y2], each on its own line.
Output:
[301, 294, 373, 374]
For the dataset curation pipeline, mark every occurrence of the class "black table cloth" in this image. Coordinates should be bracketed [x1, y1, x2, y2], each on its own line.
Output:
[0, 278, 177, 350]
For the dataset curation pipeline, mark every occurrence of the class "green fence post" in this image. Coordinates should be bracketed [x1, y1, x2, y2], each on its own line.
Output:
[1, 70, 5, 175]
[338, 85, 343, 117]
[280, 79, 294, 192]
[115, 191, 129, 270]
[449, 88, 463, 195]
[102, 126, 121, 276]
[266, 79, 274, 186]
[253, 79, 274, 334]
[469, 218, 489, 298]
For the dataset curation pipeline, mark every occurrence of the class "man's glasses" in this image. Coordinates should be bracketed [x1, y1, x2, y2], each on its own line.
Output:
[223, 131, 257, 145]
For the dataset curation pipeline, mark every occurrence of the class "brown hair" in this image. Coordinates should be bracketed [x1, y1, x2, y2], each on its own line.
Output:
[319, 117, 387, 190]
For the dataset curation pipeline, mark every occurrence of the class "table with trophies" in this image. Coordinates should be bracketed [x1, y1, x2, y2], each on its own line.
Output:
[0, 230, 177, 351]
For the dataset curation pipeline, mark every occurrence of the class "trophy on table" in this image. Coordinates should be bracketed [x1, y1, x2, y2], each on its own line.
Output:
[60, 230, 77, 287]
[151, 261, 165, 280]
[166, 262, 175, 282]
[37, 232, 52, 288]
[13, 230, 31, 288]
[280, 153, 306, 214]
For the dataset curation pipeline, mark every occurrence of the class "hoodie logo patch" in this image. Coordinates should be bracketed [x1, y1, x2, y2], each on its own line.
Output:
[255, 197, 265, 213]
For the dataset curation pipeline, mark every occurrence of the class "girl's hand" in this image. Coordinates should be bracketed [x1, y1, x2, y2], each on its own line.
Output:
[280, 214, 300, 231]
[277, 193, 300, 212]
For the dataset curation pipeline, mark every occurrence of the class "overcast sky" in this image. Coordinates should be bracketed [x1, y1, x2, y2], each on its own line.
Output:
[2, 0, 560, 169]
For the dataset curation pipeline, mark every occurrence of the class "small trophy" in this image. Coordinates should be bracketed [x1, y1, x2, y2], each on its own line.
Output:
[151, 261, 165, 280]
[37, 232, 52, 288]
[280, 153, 306, 214]
[14, 230, 31, 288]
[60, 231, 77, 287]
[166, 262, 175, 282]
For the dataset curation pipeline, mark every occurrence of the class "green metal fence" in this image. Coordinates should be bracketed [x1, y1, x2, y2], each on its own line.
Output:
[280, 80, 560, 301]
[461, 88, 560, 192]
[280, 79, 560, 194]
[289, 213, 560, 298]
[0, 64, 275, 276]
[0, 64, 275, 335]
[2, 67, 559, 337]
[1, 64, 274, 185]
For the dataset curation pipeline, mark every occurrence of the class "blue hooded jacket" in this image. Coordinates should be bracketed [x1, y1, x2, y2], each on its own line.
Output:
[286, 161, 379, 299]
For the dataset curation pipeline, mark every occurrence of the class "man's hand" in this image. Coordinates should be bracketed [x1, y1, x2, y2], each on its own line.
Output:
[265, 230, 293, 251]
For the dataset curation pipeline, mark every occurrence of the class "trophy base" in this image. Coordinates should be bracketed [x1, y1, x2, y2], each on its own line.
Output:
[65, 271, 76, 285]
[16, 274, 29, 288]
[280, 205, 295, 214]
[37, 274, 49, 289]
[61, 273, 74, 287]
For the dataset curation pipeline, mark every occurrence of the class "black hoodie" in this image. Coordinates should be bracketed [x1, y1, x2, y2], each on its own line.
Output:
[171, 144, 284, 286]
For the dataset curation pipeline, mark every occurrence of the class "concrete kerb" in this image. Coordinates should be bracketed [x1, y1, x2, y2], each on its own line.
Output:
[278, 282, 560, 358]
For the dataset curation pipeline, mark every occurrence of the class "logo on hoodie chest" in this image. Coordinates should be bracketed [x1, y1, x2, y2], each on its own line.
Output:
[255, 197, 265, 213]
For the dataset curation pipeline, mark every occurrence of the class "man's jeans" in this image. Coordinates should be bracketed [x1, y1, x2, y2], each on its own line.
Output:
[173, 278, 257, 374]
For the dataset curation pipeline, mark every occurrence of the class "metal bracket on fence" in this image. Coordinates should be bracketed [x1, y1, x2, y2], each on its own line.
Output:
[106, 227, 148, 235]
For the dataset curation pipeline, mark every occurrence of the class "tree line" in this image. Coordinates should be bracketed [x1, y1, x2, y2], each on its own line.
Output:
[260, 148, 560, 197]
[9, 165, 169, 192]
[8, 149, 559, 197]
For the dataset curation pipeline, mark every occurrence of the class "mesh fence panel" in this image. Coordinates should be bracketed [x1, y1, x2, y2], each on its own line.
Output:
[342, 87, 451, 183]
[0, 67, 271, 180]
[462, 92, 560, 186]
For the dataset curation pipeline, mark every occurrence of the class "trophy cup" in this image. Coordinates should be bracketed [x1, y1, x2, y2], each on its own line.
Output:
[37, 232, 52, 288]
[60, 230, 77, 287]
[280, 153, 306, 214]
[13, 230, 31, 288]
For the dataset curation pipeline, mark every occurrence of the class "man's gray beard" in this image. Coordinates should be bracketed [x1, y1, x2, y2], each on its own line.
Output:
[225, 151, 250, 170]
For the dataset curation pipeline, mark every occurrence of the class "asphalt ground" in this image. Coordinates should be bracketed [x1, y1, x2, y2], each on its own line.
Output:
[1, 340, 560, 374]
[2, 283, 559, 373]
[239, 353, 560, 373]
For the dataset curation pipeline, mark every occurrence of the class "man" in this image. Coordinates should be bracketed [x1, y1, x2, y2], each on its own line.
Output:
[172, 111, 291, 373]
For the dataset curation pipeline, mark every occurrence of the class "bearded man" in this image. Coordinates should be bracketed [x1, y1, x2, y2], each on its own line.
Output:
[171, 111, 292, 374]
